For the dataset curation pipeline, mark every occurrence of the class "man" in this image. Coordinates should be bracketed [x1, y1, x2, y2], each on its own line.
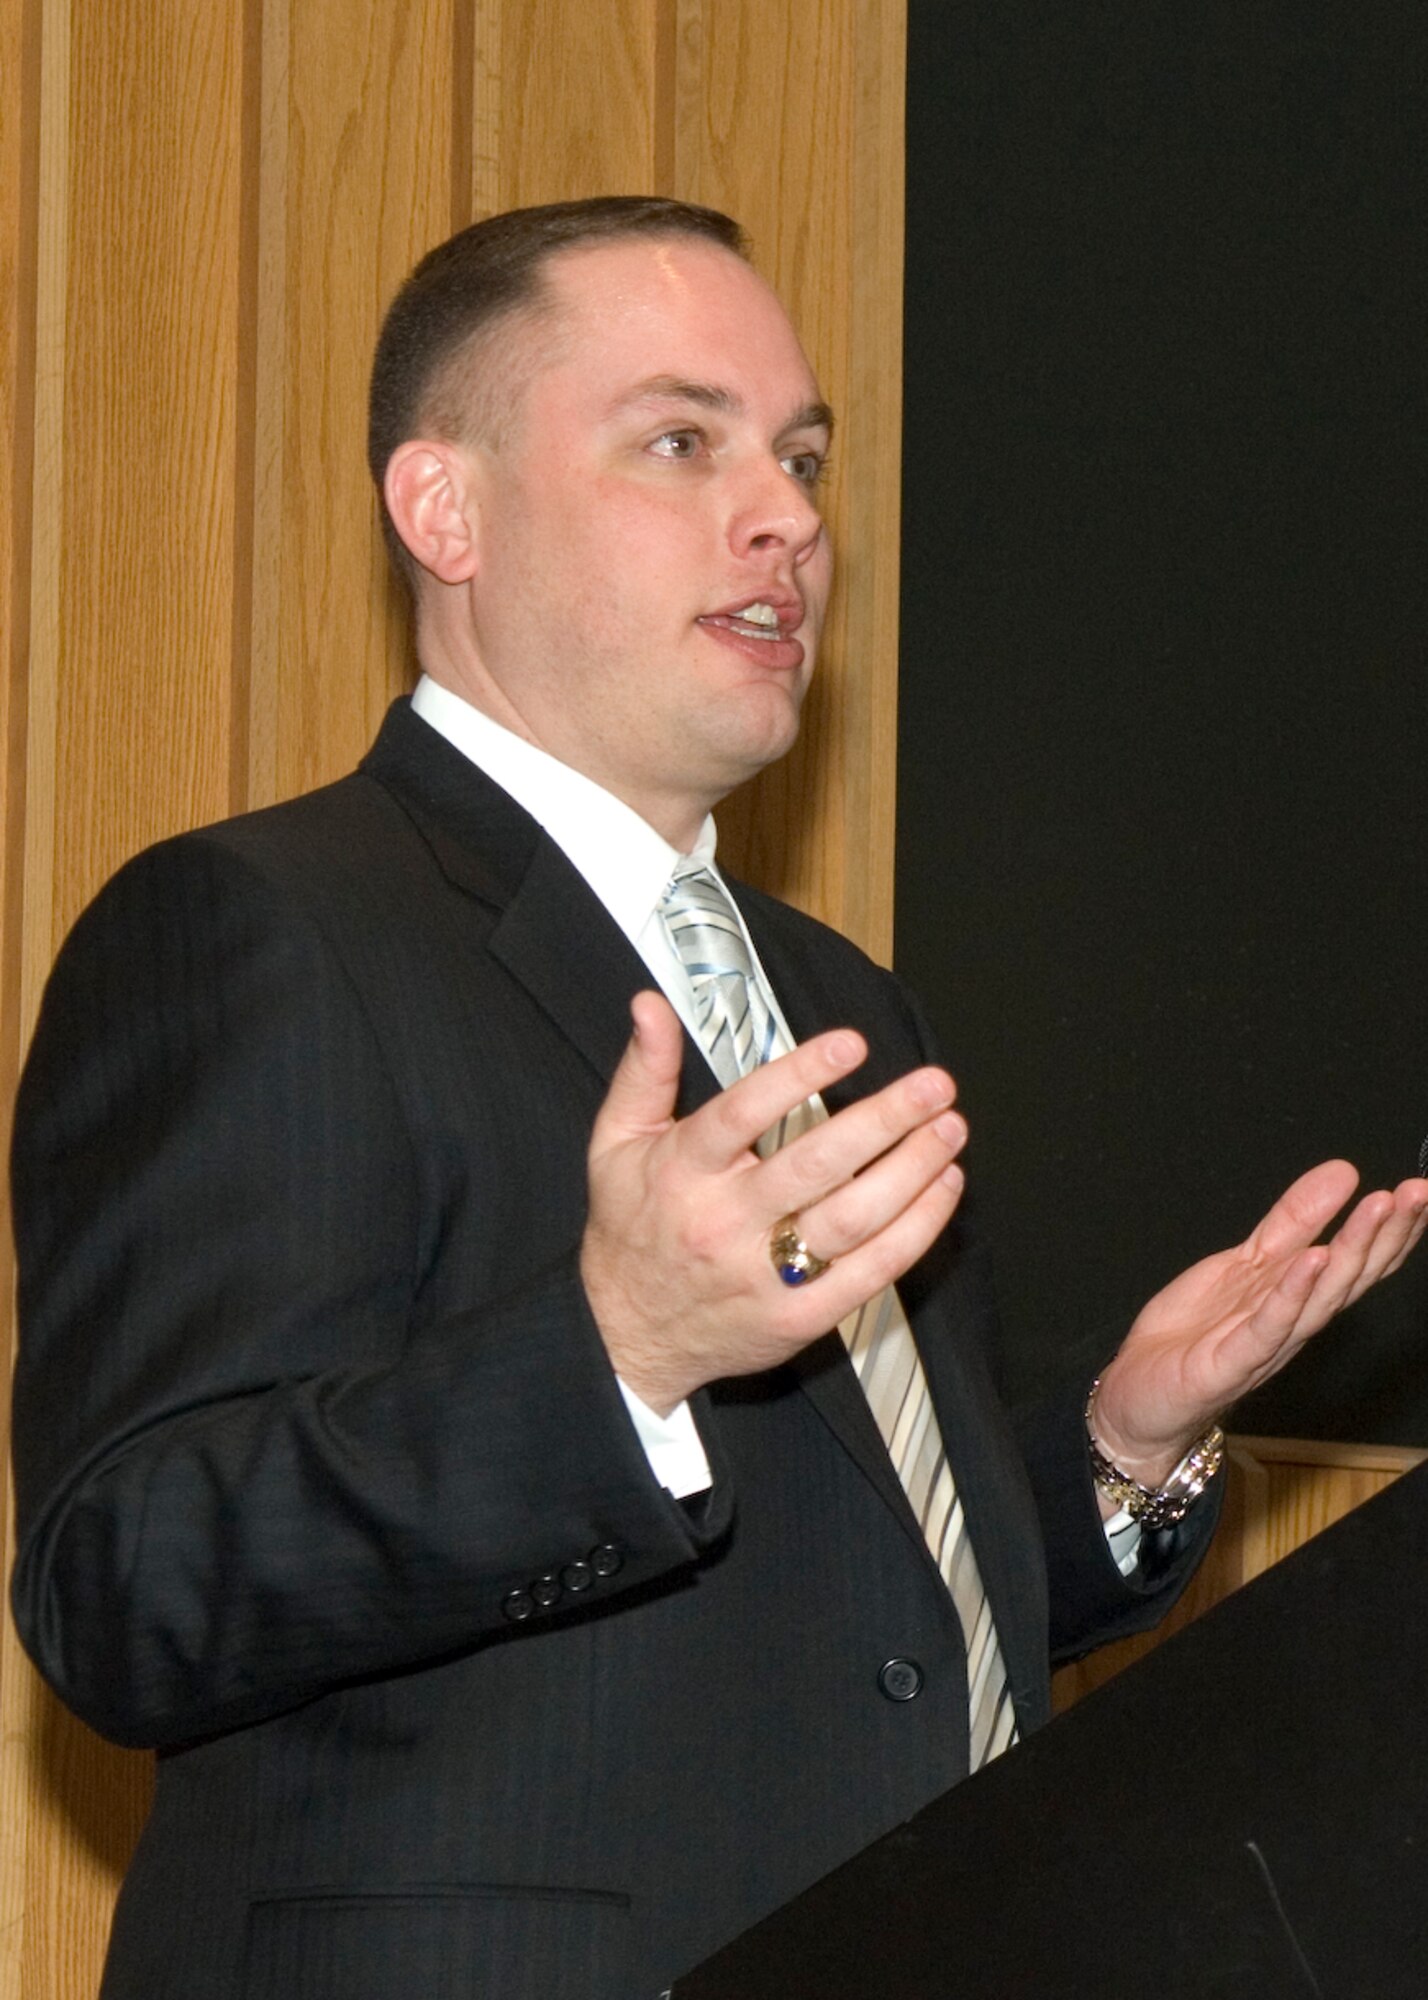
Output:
[10, 198, 1425, 1999]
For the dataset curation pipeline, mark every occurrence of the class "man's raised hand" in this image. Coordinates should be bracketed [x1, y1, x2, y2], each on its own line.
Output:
[580, 990, 967, 1414]
[1092, 1159, 1428, 1488]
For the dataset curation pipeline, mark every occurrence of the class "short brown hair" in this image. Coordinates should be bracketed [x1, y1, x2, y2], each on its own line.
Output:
[368, 196, 749, 586]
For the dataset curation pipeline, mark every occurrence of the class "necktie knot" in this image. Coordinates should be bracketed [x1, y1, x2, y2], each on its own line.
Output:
[659, 862, 781, 1086]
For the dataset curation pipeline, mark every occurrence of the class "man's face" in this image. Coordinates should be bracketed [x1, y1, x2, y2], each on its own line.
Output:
[455, 235, 833, 846]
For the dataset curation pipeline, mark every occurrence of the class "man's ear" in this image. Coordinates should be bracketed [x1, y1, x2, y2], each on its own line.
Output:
[384, 439, 481, 584]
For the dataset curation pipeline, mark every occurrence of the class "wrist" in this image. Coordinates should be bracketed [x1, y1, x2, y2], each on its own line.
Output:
[1086, 1371, 1202, 1485]
[1085, 1377, 1225, 1531]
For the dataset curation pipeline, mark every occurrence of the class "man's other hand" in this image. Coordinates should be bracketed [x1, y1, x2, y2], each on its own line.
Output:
[1092, 1160, 1428, 1489]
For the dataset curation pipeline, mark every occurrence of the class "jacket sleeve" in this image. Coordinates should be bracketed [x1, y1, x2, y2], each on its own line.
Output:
[9, 834, 719, 1749]
[1014, 1379, 1223, 1663]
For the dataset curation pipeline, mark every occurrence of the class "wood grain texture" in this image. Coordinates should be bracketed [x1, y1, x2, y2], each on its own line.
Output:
[0, 23, 40, 1992]
[246, 0, 459, 811]
[0, 0, 39, 1095]
[1, 0, 43, 1971]
[1, 0, 41, 1968]
[476, 0, 660, 211]
[1051, 1434, 1428, 1714]
[0, 0, 40, 1431]
[53, 0, 246, 934]
[6, 13, 246, 1990]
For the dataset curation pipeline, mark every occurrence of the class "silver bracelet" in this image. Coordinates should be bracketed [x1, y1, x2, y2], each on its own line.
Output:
[1085, 1377, 1225, 1531]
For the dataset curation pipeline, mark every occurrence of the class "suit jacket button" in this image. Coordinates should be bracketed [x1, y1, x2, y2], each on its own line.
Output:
[590, 1544, 623, 1578]
[502, 1589, 536, 1624]
[561, 1560, 594, 1593]
[877, 1657, 924, 1702]
[532, 1572, 562, 1609]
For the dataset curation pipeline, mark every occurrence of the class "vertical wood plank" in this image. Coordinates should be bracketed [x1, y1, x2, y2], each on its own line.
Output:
[0, 0, 41, 1095]
[473, 0, 661, 215]
[6, 11, 246, 1992]
[16, 0, 69, 1042]
[837, 0, 905, 964]
[1, 0, 53, 1978]
[51, 0, 246, 939]
[245, 0, 461, 812]
[2, 6, 74, 1987]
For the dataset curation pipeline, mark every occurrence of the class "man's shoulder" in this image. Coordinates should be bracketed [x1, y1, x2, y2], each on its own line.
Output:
[89, 698, 476, 912]
[86, 766, 407, 921]
[52, 717, 461, 993]
[190, 765, 406, 871]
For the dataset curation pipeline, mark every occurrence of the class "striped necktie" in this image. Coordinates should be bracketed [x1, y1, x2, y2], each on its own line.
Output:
[658, 860, 1017, 1767]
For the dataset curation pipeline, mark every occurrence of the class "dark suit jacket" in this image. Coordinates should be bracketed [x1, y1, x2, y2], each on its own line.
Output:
[10, 700, 1213, 1998]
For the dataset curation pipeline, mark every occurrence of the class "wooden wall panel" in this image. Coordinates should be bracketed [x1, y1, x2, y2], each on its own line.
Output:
[0, 0, 37, 1973]
[474, 0, 663, 210]
[52, 0, 247, 939]
[245, 0, 464, 811]
[0, 4, 907, 1993]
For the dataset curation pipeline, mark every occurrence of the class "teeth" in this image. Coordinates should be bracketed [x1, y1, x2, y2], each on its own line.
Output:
[737, 602, 781, 628]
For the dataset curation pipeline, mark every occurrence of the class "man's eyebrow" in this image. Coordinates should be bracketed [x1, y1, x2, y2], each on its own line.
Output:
[613, 376, 739, 416]
[787, 400, 836, 440]
[612, 376, 836, 437]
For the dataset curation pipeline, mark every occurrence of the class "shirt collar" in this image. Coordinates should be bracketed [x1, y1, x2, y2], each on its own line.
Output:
[410, 675, 718, 944]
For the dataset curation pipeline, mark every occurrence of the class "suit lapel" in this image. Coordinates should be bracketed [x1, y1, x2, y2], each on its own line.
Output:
[361, 698, 718, 1112]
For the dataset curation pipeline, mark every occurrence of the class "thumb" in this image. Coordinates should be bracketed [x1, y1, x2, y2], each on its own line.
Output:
[590, 990, 686, 1156]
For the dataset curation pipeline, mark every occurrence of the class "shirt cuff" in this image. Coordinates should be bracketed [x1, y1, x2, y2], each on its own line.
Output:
[618, 1379, 713, 1498]
[1103, 1504, 1143, 1577]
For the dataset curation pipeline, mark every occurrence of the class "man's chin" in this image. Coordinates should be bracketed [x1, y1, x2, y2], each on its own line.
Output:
[709, 709, 807, 801]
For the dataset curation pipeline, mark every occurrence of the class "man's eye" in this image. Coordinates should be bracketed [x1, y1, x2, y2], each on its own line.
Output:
[781, 450, 827, 488]
[649, 430, 702, 460]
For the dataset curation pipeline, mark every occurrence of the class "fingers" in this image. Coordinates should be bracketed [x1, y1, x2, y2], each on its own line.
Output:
[588, 992, 687, 1155]
[675, 1029, 875, 1170]
[1248, 1158, 1360, 1262]
[771, 1168, 966, 1336]
[752, 1063, 960, 1214]
[1221, 1177, 1428, 1385]
[1068, 1166, 1426, 1467]
[784, 1109, 966, 1262]
[596, 1000, 958, 1196]
[1343, 1178, 1428, 1300]
[1270, 1175, 1428, 1327]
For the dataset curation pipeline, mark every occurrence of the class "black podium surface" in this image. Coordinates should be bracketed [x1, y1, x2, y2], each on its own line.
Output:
[680, 1461, 1428, 1998]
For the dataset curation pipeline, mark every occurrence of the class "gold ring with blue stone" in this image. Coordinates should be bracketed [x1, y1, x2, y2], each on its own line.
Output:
[769, 1214, 831, 1286]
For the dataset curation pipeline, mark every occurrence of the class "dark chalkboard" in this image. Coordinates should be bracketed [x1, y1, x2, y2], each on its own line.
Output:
[897, 0, 1427, 1439]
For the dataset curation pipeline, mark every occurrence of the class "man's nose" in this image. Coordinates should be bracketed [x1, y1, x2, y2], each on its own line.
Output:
[727, 459, 824, 564]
